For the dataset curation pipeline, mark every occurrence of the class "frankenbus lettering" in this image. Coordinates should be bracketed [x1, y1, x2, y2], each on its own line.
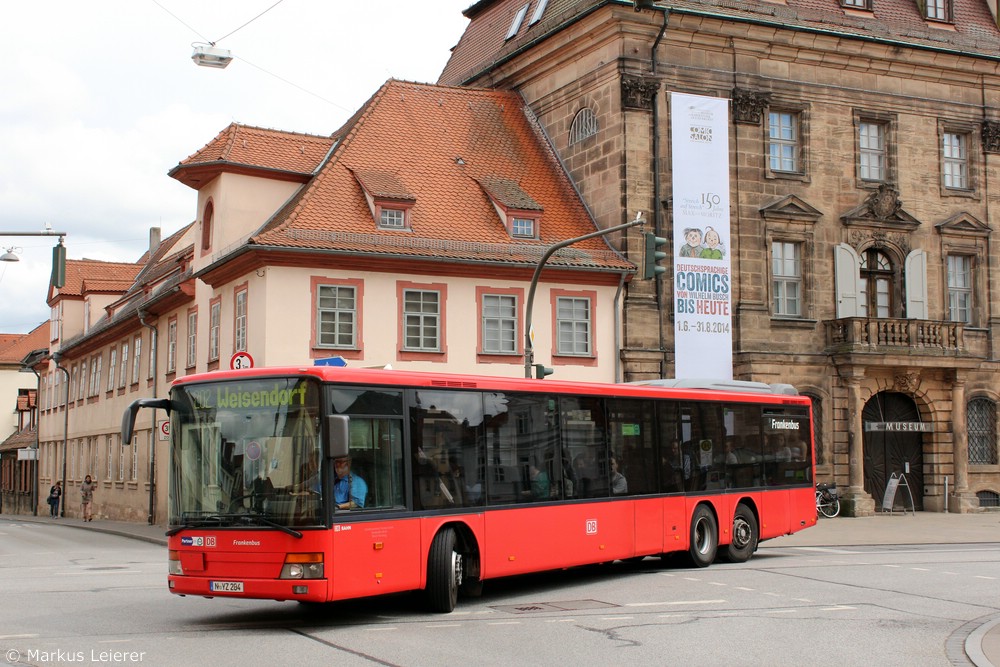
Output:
[769, 418, 800, 430]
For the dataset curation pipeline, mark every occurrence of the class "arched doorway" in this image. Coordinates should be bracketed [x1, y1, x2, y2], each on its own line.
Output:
[862, 392, 924, 511]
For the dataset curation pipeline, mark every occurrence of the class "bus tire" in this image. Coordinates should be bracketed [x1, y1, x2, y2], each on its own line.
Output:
[426, 528, 461, 613]
[687, 504, 718, 568]
[724, 504, 758, 563]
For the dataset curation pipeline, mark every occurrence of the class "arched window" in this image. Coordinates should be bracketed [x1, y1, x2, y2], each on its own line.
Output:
[570, 108, 598, 145]
[968, 397, 998, 465]
[977, 490, 999, 508]
[201, 200, 214, 252]
[859, 248, 894, 317]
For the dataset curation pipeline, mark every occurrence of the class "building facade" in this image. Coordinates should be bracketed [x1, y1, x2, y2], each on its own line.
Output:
[439, 0, 1000, 513]
[33, 82, 633, 523]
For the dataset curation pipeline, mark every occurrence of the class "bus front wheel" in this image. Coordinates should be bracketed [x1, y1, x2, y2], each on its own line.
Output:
[426, 528, 462, 613]
[687, 505, 718, 568]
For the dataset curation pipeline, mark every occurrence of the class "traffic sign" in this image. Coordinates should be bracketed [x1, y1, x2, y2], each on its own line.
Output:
[230, 351, 254, 370]
[158, 420, 170, 441]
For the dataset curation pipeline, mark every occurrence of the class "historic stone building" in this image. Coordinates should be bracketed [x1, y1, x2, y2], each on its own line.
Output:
[439, 0, 1000, 513]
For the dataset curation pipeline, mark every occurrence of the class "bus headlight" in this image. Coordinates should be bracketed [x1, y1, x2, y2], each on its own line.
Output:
[168, 550, 183, 576]
[279, 553, 324, 579]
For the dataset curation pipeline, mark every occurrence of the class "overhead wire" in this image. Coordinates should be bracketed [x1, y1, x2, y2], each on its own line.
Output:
[147, 0, 348, 112]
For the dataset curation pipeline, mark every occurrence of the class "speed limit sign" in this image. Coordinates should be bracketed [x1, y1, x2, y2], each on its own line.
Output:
[230, 352, 254, 370]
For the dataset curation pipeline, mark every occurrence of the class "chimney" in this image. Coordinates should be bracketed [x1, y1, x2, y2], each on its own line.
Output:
[149, 227, 161, 256]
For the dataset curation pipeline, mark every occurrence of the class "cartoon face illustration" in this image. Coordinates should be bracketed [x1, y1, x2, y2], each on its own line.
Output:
[704, 228, 720, 248]
[684, 228, 703, 247]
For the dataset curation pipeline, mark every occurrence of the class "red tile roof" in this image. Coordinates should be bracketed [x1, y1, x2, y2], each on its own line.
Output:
[439, 0, 1000, 86]
[250, 80, 630, 272]
[171, 124, 335, 189]
[0, 425, 37, 452]
[52, 259, 142, 300]
[0, 323, 48, 364]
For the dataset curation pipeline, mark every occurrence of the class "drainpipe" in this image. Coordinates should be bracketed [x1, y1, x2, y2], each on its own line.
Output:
[614, 271, 627, 382]
[29, 366, 40, 516]
[51, 354, 70, 518]
[138, 310, 158, 525]
[650, 9, 669, 377]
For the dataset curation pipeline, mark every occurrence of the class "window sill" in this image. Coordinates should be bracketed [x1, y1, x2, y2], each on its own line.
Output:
[552, 354, 598, 367]
[398, 349, 447, 363]
[771, 317, 818, 329]
[765, 170, 810, 183]
[477, 353, 523, 364]
[941, 187, 978, 200]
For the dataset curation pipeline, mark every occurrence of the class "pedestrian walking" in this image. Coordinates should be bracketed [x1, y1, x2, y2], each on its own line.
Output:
[80, 474, 95, 521]
[47, 481, 62, 518]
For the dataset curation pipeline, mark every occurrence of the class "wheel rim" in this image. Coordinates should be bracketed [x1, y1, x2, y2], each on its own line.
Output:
[732, 516, 751, 549]
[694, 518, 711, 555]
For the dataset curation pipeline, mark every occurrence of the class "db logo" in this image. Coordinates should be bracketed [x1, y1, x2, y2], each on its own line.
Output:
[585, 519, 598, 535]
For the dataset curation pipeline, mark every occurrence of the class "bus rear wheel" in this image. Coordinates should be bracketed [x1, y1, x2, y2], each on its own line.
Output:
[687, 504, 718, 568]
[426, 528, 462, 613]
[724, 504, 758, 563]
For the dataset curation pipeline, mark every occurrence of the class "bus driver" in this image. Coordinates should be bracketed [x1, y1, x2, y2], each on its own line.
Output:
[334, 457, 368, 509]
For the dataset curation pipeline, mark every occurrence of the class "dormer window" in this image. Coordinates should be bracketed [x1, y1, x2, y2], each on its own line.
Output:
[510, 216, 537, 239]
[477, 176, 544, 241]
[353, 169, 416, 232]
[924, 0, 952, 22]
[841, 0, 871, 8]
[379, 207, 406, 229]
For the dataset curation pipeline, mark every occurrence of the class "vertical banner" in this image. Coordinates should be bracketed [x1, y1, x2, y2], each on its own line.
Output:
[670, 93, 733, 380]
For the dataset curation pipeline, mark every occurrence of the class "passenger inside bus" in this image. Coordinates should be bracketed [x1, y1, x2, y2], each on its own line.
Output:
[609, 455, 627, 494]
[334, 457, 367, 509]
[523, 463, 550, 500]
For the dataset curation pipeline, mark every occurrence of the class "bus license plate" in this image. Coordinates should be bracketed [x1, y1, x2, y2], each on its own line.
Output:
[210, 581, 244, 593]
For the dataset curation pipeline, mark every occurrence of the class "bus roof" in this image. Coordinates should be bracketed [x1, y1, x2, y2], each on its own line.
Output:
[170, 366, 809, 405]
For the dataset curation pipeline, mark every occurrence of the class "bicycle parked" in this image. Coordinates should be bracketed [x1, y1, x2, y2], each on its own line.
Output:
[816, 482, 840, 518]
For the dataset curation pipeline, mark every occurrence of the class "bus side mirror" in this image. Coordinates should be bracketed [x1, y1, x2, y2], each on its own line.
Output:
[121, 398, 172, 443]
[326, 415, 350, 459]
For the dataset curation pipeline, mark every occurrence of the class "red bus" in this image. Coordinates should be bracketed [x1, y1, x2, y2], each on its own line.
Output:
[122, 366, 816, 612]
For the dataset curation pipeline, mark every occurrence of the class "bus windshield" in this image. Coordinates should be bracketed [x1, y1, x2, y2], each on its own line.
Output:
[168, 377, 323, 529]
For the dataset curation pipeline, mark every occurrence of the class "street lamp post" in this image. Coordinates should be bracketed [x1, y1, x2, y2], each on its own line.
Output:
[523, 212, 647, 378]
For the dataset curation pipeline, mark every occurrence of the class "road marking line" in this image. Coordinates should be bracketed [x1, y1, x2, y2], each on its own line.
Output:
[764, 592, 781, 597]
[736, 587, 754, 591]
[546, 619, 576, 623]
[683, 577, 701, 581]
[0, 634, 38, 640]
[365, 627, 398, 632]
[910, 568, 930, 571]
[709, 582, 726, 586]
[974, 576, 996, 580]
[767, 609, 798, 614]
[488, 621, 522, 625]
[822, 606, 856, 611]
[424, 624, 461, 628]
[627, 600, 725, 607]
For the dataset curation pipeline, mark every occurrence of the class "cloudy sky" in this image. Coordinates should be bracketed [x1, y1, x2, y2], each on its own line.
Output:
[0, 0, 472, 334]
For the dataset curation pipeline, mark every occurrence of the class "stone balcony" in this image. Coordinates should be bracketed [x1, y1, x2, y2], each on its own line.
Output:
[824, 318, 989, 360]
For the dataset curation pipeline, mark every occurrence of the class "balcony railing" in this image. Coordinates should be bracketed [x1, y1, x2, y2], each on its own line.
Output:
[824, 317, 976, 356]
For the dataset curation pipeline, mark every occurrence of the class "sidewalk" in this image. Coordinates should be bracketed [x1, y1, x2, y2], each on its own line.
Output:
[3, 510, 999, 665]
